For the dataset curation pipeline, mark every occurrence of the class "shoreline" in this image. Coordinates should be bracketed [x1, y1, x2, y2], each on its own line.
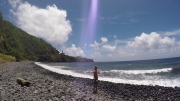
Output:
[0, 61, 180, 100]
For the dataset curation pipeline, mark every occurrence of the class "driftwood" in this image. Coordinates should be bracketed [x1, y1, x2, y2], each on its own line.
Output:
[17, 78, 31, 87]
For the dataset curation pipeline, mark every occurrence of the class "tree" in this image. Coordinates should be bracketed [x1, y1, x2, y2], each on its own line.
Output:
[9, 49, 23, 62]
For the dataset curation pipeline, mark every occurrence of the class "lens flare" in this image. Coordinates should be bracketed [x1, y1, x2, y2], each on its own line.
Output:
[88, 0, 98, 37]
[81, 0, 98, 46]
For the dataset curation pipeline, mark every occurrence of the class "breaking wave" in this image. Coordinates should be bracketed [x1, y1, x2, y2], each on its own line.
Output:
[101, 68, 172, 75]
[35, 62, 180, 87]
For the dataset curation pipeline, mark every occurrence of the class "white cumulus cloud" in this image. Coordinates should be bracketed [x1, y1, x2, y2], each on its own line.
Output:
[89, 31, 180, 61]
[8, 0, 21, 8]
[89, 41, 99, 50]
[101, 37, 108, 43]
[127, 32, 175, 50]
[102, 44, 116, 52]
[9, 0, 72, 45]
[62, 44, 85, 57]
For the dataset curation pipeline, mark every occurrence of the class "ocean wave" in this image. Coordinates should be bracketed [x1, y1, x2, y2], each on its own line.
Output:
[99, 77, 180, 87]
[35, 62, 180, 87]
[102, 68, 173, 75]
[35, 62, 92, 79]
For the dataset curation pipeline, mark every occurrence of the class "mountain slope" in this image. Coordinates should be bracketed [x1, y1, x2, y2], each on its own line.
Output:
[0, 12, 93, 62]
[0, 12, 59, 61]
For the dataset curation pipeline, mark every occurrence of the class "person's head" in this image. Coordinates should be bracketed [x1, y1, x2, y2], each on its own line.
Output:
[94, 65, 97, 70]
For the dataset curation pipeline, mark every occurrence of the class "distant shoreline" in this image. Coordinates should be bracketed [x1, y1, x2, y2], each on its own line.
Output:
[0, 61, 180, 100]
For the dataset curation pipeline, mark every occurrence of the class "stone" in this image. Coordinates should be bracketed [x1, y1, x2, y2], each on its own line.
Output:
[33, 90, 38, 94]
[0, 86, 2, 90]
[71, 98, 76, 101]
[17, 78, 31, 87]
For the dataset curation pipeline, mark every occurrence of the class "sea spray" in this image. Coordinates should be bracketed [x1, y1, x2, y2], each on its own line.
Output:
[35, 57, 180, 87]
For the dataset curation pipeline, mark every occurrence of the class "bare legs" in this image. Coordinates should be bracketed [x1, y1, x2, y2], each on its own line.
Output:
[94, 81, 98, 94]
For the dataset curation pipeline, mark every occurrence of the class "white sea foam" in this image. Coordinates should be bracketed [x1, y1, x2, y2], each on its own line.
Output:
[35, 62, 180, 87]
[35, 62, 92, 79]
[109, 68, 172, 75]
[99, 77, 180, 87]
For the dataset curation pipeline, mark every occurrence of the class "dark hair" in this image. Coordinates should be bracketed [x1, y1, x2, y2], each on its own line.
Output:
[94, 65, 97, 69]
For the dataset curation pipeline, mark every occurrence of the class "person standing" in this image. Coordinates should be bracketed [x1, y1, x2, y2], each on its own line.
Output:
[93, 65, 98, 94]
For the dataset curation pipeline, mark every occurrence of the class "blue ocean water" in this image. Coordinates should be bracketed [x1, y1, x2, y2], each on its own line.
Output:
[36, 57, 180, 87]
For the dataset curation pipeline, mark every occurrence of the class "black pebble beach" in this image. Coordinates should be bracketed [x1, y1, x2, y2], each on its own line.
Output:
[0, 61, 180, 101]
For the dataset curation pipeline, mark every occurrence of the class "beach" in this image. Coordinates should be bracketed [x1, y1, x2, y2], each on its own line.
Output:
[0, 61, 180, 101]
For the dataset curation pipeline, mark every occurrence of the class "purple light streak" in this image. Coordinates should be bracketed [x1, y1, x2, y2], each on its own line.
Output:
[87, 0, 98, 43]
[80, 0, 98, 50]
[81, 0, 98, 44]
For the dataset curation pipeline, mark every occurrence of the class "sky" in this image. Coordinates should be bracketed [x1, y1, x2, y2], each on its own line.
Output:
[0, 0, 180, 62]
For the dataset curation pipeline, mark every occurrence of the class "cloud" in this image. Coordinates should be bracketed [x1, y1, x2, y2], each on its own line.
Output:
[88, 31, 180, 61]
[89, 41, 99, 50]
[130, 18, 138, 23]
[62, 44, 85, 57]
[101, 37, 108, 43]
[8, 0, 72, 45]
[161, 29, 180, 36]
[8, 0, 21, 8]
[107, 54, 113, 57]
[127, 32, 175, 50]
[102, 44, 116, 52]
[91, 52, 102, 58]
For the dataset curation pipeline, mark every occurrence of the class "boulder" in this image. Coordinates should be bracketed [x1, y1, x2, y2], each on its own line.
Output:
[17, 78, 31, 87]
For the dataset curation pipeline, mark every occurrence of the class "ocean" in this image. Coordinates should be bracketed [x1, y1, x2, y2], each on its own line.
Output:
[35, 57, 180, 87]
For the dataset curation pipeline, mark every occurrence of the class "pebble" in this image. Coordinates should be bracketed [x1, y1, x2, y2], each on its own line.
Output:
[33, 90, 38, 94]
[0, 61, 179, 100]
[0, 86, 2, 90]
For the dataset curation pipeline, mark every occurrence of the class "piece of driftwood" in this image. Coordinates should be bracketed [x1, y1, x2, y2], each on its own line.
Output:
[17, 78, 31, 87]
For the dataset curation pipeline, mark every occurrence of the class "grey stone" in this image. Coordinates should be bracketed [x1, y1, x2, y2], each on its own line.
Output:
[53, 97, 59, 101]
[0, 86, 2, 90]
[33, 90, 38, 94]
[48, 99, 53, 101]
[71, 98, 76, 101]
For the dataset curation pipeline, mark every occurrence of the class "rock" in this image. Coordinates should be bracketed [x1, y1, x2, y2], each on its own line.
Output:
[48, 99, 53, 101]
[33, 90, 38, 94]
[61, 96, 65, 100]
[71, 98, 76, 101]
[143, 93, 148, 97]
[49, 86, 54, 90]
[1, 61, 180, 101]
[0, 86, 2, 90]
[17, 78, 31, 87]
[53, 97, 59, 101]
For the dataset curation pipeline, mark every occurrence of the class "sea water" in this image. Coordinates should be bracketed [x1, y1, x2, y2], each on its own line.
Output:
[35, 57, 180, 87]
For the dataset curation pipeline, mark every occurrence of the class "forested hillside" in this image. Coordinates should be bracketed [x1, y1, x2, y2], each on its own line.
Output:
[0, 12, 59, 61]
[0, 12, 93, 62]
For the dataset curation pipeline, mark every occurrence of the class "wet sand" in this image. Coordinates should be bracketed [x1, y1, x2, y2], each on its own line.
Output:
[0, 61, 180, 101]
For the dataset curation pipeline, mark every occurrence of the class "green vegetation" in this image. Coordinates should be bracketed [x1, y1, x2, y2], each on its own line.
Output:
[0, 12, 93, 62]
[0, 53, 16, 64]
[0, 11, 59, 62]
